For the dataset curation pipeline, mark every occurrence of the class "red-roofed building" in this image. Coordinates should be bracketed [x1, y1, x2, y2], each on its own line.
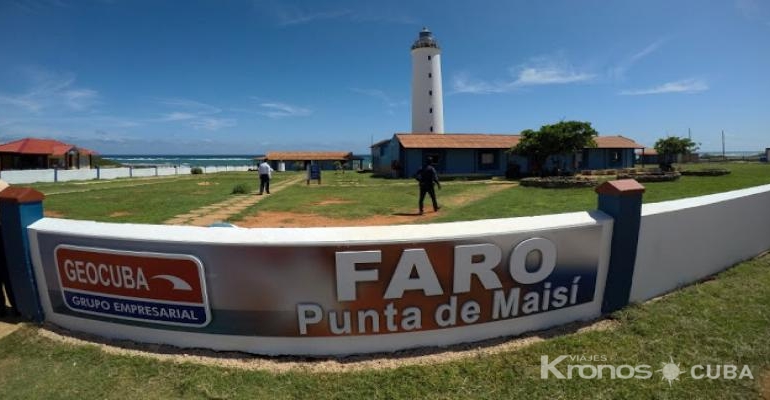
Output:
[635, 148, 659, 165]
[0, 138, 96, 170]
[371, 133, 645, 177]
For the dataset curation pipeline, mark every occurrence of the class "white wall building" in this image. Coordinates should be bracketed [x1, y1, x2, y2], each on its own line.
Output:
[411, 28, 444, 134]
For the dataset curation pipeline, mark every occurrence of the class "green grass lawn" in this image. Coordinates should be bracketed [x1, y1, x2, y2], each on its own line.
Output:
[30, 172, 296, 224]
[1, 253, 767, 399]
[25, 163, 770, 225]
[434, 162, 770, 222]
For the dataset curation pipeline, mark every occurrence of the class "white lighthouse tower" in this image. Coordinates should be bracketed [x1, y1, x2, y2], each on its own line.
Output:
[411, 27, 444, 133]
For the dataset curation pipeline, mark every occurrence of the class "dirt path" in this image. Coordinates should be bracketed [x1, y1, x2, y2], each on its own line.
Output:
[164, 176, 305, 226]
[235, 181, 516, 228]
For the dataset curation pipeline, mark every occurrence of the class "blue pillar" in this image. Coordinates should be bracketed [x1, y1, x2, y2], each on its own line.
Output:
[596, 179, 645, 313]
[0, 187, 45, 321]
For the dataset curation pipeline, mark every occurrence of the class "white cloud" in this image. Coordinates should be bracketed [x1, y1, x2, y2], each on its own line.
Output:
[451, 55, 595, 95]
[450, 73, 505, 94]
[160, 112, 197, 122]
[350, 88, 407, 109]
[0, 94, 41, 112]
[735, 0, 770, 25]
[275, 7, 352, 26]
[258, 102, 312, 118]
[157, 98, 221, 114]
[629, 40, 665, 63]
[514, 66, 595, 86]
[63, 88, 99, 110]
[261, 2, 414, 26]
[0, 68, 99, 112]
[156, 98, 235, 130]
[610, 39, 667, 80]
[619, 78, 709, 95]
[190, 118, 236, 131]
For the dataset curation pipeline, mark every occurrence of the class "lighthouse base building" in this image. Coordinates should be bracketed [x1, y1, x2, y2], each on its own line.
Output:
[371, 133, 644, 178]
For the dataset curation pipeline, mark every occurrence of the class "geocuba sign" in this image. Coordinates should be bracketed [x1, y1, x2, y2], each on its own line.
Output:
[30, 216, 608, 355]
[54, 245, 210, 327]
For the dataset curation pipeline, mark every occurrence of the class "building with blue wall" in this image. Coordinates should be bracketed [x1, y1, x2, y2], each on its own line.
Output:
[371, 133, 644, 178]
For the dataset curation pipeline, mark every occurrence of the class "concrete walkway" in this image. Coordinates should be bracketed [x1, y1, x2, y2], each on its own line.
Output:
[164, 176, 304, 226]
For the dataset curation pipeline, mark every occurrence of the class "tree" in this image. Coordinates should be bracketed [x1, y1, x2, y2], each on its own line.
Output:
[653, 136, 699, 171]
[509, 121, 598, 176]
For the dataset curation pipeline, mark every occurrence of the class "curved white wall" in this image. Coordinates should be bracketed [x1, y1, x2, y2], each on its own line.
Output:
[28, 212, 613, 356]
[23, 179, 770, 357]
[411, 47, 444, 133]
[630, 184, 770, 303]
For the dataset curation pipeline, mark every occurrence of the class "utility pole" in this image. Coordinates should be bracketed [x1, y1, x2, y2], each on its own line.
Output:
[722, 130, 726, 159]
[688, 128, 691, 140]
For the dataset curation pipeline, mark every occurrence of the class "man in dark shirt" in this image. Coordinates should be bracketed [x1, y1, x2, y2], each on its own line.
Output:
[415, 159, 441, 215]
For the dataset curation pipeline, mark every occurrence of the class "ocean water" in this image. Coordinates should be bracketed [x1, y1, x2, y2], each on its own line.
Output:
[102, 155, 260, 167]
[103, 154, 374, 167]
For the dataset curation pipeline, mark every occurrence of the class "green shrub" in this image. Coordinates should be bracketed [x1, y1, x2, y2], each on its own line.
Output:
[231, 183, 249, 194]
[681, 169, 731, 176]
[191, 167, 203, 175]
[520, 176, 598, 188]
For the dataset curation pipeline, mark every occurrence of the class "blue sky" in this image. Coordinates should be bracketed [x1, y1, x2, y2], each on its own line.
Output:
[0, 0, 768, 154]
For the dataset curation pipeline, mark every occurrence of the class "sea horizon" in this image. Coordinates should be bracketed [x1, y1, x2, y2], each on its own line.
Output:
[103, 154, 373, 167]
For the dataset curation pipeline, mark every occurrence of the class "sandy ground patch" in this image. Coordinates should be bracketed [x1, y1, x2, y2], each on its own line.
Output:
[109, 211, 132, 218]
[761, 370, 770, 400]
[0, 321, 19, 340]
[313, 198, 354, 206]
[443, 183, 513, 207]
[196, 181, 218, 186]
[37, 319, 618, 374]
[235, 182, 515, 228]
[237, 211, 434, 227]
[44, 210, 65, 218]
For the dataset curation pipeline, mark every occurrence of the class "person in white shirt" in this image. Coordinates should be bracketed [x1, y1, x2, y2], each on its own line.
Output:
[258, 159, 274, 195]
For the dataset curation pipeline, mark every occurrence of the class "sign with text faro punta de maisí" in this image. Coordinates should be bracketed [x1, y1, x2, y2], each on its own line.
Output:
[30, 216, 609, 354]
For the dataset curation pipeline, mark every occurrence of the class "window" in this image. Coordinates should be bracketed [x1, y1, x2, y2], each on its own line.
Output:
[430, 126, 433, 132]
[425, 153, 441, 167]
[429, 107, 433, 113]
[479, 151, 498, 170]
[429, 90, 432, 96]
[612, 151, 621, 162]
[428, 55, 431, 60]
[428, 73, 432, 78]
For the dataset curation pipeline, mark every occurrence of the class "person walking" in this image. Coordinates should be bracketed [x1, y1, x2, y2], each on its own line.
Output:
[0, 247, 18, 317]
[258, 158, 274, 195]
[415, 159, 441, 215]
